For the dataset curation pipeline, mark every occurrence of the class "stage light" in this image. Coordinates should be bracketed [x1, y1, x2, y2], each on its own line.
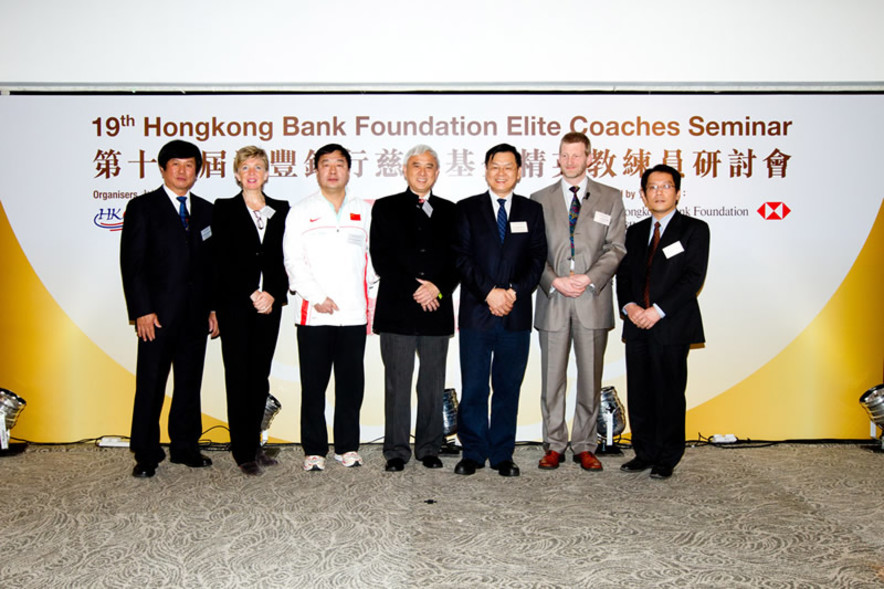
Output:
[442, 388, 458, 437]
[260, 394, 281, 446]
[0, 388, 27, 456]
[597, 385, 626, 455]
[441, 388, 461, 455]
[859, 383, 884, 452]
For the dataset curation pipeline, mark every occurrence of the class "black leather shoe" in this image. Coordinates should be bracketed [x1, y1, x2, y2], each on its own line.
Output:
[490, 460, 520, 477]
[170, 453, 213, 468]
[421, 456, 443, 469]
[257, 450, 279, 467]
[650, 465, 673, 479]
[239, 461, 262, 476]
[620, 457, 652, 473]
[385, 457, 405, 472]
[454, 458, 484, 475]
[132, 462, 156, 478]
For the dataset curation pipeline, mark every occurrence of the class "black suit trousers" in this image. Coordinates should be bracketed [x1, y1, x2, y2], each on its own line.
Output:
[131, 312, 208, 464]
[624, 337, 689, 468]
[218, 305, 282, 465]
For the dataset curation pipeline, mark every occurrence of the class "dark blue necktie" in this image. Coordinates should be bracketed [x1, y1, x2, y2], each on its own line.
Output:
[496, 198, 507, 243]
[177, 196, 189, 231]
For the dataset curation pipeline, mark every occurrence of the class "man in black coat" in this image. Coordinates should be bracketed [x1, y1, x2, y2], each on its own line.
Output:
[120, 140, 219, 478]
[616, 164, 709, 479]
[370, 144, 458, 472]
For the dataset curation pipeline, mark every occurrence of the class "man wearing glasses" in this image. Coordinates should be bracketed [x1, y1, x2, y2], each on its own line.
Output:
[616, 164, 709, 480]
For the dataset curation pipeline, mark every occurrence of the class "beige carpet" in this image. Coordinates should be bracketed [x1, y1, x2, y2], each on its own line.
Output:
[1, 443, 883, 588]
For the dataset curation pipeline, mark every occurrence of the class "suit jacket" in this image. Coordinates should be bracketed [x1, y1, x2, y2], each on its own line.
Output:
[120, 186, 214, 326]
[617, 210, 709, 345]
[211, 192, 290, 313]
[370, 188, 458, 336]
[532, 178, 626, 331]
[453, 192, 547, 332]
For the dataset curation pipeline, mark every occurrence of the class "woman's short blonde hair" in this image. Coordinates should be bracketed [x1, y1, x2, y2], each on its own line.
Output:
[233, 145, 269, 187]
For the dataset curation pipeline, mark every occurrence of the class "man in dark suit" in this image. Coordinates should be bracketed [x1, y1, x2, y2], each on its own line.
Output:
[616, 164, 709, 479]
[531, 132, 626, 472]
[120, 139, 219, 478]
[370, 144, 458, 472]
[452, 144, 547, 477]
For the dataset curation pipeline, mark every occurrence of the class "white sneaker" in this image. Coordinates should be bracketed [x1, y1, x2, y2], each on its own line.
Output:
[303, 455, 326, 471]
[334, 451, 363, 467]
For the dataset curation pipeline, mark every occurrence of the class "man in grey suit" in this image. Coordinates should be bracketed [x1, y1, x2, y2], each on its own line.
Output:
[531, 132, 626, 472]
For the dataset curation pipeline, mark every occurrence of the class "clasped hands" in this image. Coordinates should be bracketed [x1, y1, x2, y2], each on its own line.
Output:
[486, 287, 517, 317]
[413, 278, 440, 312]
[313, 297, 339, 314]
[250, 290, 275, 315]
[552, 273, 591, 298]
[625, 302, 661, 330]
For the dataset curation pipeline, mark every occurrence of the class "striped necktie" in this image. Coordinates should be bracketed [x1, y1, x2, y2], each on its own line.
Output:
[496, 198, 507, 243]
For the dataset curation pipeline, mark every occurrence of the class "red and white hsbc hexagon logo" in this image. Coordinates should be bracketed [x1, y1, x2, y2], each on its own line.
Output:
[757, 202, 791, 220]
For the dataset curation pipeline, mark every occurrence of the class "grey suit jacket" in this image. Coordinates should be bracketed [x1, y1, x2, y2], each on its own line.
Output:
[531, 178, 626, 331]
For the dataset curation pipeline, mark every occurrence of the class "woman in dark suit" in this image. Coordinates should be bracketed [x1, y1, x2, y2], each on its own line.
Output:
[213, 146, 290, 475]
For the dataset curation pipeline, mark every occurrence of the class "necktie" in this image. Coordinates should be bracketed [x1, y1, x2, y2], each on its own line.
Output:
[496, 198, 507, 243]
[568, 185, 581, 259]
[177, 196, 189, 231]
[642, 221, 661, 307]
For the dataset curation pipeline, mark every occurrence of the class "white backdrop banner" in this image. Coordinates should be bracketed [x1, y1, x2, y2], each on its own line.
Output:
[1, 93, 881, 442]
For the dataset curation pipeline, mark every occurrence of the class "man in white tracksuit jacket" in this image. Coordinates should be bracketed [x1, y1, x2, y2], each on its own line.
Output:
[283, 143, 376, 472]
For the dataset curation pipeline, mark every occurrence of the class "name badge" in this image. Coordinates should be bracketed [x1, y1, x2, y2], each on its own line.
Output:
[510, 221, 528, 233]
[663, 241, 684, 258]
[260, 205, 276, 219]
[593, 211, 611, 226]
[200, 226, 212, 241]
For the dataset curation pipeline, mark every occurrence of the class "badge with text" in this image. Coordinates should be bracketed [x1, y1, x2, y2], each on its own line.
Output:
[593, 211, 611, 226]
[663, 241, 684, 258]
[510, 221, 528, 233]
[201, 226, 212, 241]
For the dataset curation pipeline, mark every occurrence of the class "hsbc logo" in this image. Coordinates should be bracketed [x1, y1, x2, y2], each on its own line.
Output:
[757, 202, 791, 220]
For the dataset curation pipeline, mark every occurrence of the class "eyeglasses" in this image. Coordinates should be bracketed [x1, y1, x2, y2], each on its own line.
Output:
[253, 210, 264, 230]
[646, 183, 675, 192]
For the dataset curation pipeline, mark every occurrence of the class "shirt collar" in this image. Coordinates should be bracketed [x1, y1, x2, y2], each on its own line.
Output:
[560, 178, 587, 196]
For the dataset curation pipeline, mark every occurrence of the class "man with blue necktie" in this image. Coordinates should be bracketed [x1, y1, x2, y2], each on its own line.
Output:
[120, 140, 219, 478]
[452, 143, 547, 477]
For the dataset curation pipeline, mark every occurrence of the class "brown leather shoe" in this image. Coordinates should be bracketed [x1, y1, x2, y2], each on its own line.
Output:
[573, 451, 603, 472]
[538, 450, 563, 470]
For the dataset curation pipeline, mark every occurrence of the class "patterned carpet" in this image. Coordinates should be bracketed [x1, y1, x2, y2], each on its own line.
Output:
[1, 443, 883, 588]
